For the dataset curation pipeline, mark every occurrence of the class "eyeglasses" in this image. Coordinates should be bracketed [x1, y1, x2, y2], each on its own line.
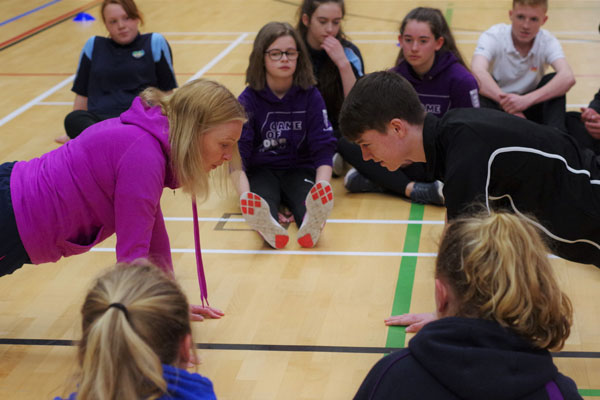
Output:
[264, 49, 299, 61]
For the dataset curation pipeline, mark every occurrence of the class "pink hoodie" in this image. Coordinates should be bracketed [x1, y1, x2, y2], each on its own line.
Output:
[10, 97, 178, 272]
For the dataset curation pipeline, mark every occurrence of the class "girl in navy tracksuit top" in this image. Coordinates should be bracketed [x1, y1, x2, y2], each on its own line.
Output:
[233, 22, 336, 250]
[56, 0, 177, 144]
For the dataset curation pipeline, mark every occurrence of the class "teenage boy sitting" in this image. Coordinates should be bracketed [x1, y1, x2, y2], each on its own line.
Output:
[471, 0, 575, 131]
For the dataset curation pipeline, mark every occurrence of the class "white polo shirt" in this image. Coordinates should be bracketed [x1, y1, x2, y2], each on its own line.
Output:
[474, 23, 564, 94]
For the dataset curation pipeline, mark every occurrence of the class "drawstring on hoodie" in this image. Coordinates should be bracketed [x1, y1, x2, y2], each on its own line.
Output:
[192, 198, 209, 306]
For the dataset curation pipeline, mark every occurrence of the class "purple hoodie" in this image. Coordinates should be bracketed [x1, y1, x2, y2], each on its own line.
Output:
[390, 51, 479, 117]
[238, 85, 336, 171]
[10, 97, 178, 272]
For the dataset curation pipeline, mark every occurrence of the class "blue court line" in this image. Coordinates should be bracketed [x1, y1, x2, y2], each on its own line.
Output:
[0, 0, 62, 27]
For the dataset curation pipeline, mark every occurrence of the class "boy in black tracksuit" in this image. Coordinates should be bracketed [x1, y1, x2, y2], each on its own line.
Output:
[339, 71, 600, 267]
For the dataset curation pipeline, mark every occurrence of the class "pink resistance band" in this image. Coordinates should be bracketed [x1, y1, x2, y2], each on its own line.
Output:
[192, 198, 209, 306]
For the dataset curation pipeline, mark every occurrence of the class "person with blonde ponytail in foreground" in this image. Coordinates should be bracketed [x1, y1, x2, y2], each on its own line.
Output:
[56, 262, 216, 400]
[355, 212, 582, 400]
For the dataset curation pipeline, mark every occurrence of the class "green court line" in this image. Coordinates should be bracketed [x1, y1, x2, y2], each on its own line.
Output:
[580, 389, 600, 396]
[385, 203, 425, 348]
[444, 3, 454, 25]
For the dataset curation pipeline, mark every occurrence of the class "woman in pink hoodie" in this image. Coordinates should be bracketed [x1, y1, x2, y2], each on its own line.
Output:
[0, 78, 245, 320]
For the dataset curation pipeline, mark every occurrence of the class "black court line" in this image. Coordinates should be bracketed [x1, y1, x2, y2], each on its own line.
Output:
[2, 338, 600, 358]
[213, 212, 291, 231]
[214, 212, 251, 231]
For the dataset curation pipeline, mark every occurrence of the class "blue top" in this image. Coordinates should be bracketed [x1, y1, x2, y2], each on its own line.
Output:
[238, 85, 336, 171]
[72, 32, 177, 117]
[390, 51, 479, 117]
[55, 363, 216, 400]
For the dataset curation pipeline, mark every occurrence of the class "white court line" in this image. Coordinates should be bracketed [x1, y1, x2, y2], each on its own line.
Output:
[171, 40, 253, 45]
[163, 30, 599, 36]
[187, 33, 249, 82]
[164, 217, 445, 225]
[170, 38, 596, 46]
[90, 247, 558, 258]
[1, 34, 247, 127]
[37, 101, 71, 106]
[0, 75, 74, 127]
[163, 32, 250, 36]
[90, 247, 438, 257]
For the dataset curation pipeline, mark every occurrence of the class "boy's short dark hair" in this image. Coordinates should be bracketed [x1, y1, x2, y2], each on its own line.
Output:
[339, 71, 425, 141]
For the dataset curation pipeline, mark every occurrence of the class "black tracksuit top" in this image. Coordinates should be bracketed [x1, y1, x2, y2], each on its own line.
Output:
[423, 108, 600, 266]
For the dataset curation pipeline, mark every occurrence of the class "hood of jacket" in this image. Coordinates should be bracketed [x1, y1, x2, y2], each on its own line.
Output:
[120, 96, 178, 190]
[393, 50, 460, 84]
[254, 84, 301, 105]
[409, 317, 558, 400]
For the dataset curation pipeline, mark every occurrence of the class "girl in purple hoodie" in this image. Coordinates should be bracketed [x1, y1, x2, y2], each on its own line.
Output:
[232, 22, 336, 249]
[341, 8, 479, 206]
[55, 262, 217, 400]
[0, 78, 245, 320]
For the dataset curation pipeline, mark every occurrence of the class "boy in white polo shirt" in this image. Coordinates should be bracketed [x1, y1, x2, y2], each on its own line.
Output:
[471, 0, 575, 132]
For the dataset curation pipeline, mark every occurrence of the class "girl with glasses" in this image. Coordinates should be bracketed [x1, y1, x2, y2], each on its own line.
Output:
[231, 21, 336, 249]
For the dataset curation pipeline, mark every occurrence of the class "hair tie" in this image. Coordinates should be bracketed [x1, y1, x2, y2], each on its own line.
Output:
[107, 302, 129, 320]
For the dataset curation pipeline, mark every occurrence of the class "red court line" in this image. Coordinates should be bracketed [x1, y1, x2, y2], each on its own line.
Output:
[0, 0, 102, 50]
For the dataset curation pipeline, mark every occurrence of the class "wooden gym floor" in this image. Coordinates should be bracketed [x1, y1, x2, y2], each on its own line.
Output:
[0, 1, 599, 398]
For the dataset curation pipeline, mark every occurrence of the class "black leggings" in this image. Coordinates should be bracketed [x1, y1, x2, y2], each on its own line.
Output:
[247, 167, 315, 226]
[0, 162, 31, 277]
[337, 137, 430, 196]
[64, 110, 113, 139]
[479, 73, 567, 132]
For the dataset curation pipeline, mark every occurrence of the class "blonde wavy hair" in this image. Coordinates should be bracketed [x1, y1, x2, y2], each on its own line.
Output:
[76, 262, 193, 400]
[437, 211, 572, 350]
[140, 79, 246, 200]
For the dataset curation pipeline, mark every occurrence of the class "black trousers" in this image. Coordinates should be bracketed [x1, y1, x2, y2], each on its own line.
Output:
[247, 167, 315, 226]
[337, 136, 430, 196]
[0, 162, 31, 277]
[64, 110, 113, 139]
[479, 73, 567, 132]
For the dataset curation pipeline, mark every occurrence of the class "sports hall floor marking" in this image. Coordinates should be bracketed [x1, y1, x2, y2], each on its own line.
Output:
[0, 0, 102, 51]
[0, 0, 62, 27]
[90, 247, 438, 257]
[1, 338, 599, 359]
[0, 32, 247, 127]
[385, 203, 424, 348]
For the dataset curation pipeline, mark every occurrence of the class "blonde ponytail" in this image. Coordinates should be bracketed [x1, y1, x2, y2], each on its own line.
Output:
[77, 262, 191, 399]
